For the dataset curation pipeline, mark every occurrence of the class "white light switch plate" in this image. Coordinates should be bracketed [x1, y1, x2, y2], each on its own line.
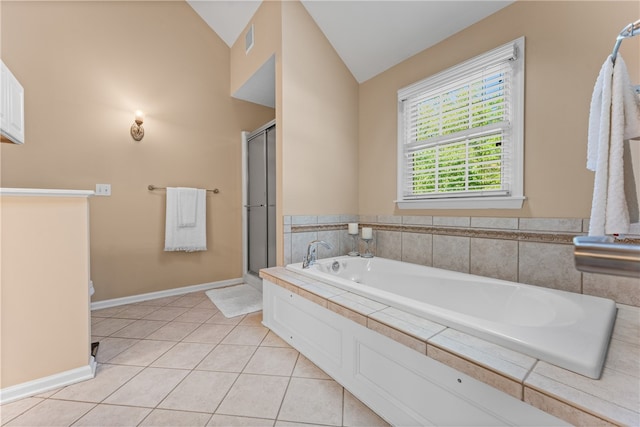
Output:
[95, 184, 111, 196]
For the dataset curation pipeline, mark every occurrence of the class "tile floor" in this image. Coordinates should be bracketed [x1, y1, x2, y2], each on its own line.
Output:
[1, 290, 389, 427]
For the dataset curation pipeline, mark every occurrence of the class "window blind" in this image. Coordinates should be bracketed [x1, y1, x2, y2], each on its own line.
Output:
[399, 41, 518, 200]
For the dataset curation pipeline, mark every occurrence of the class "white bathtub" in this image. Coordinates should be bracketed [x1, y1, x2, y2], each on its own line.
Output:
[287, 256, 617, 379]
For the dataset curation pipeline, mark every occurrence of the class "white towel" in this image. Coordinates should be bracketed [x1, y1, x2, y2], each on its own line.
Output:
[587, 55, 640, 236]
[177, 187, 198, 227]
[164, 187, 207, 252]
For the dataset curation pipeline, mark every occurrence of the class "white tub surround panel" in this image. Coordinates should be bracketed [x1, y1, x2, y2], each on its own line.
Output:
[260, 267, 639, 426]
[263, 279, 566, 426]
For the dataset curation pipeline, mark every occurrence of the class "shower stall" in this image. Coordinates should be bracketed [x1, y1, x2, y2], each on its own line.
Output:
[243, 120, 276, 288]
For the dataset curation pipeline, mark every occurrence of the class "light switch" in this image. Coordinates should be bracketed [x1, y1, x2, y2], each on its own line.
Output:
[95, 184, 111, 196]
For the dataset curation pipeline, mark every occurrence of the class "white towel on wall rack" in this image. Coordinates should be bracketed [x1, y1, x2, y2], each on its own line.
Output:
[177, 187, 198, 227]
[164, 187, 207, 252]
[587, 54, 640, 236]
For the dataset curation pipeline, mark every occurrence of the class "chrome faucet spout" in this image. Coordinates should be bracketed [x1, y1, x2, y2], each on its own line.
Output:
[302, 239, 333, 269]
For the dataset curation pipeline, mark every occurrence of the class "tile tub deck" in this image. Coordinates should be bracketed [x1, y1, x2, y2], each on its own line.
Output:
[260, 266, 639, 427]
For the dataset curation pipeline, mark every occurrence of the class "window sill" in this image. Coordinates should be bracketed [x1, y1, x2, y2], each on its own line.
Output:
[396, 196, 526, 210]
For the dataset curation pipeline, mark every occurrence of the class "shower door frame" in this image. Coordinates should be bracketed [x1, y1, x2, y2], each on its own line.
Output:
[241, 119, 276, 290]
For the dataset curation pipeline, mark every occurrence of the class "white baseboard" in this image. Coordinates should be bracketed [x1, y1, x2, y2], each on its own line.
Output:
[0, 362, 96, 405]
[91, 277, 244, 311]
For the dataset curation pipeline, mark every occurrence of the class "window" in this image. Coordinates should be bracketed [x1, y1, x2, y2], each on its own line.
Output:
[397, 37, 525, 209]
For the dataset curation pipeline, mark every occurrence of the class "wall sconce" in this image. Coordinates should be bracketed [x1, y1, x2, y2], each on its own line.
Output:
[130, 110, 144, 141]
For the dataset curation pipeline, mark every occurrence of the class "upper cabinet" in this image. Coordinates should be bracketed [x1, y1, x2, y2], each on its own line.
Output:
[1, 60, 25, 144]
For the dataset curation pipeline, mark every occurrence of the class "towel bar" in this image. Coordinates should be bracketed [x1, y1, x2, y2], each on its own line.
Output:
[574, 236, 640, 278]
[148, 185, 219, 194]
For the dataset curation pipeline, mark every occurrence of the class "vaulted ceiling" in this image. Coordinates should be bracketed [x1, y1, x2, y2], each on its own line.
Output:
[187, 0, 514, 83]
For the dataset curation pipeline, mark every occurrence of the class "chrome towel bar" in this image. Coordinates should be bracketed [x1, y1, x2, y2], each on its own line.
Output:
[148, 184, 219, 194]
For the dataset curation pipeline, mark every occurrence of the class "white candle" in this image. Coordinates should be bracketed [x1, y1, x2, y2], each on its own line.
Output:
[348, 222, 359, 235]
[362, 227, 373, 240]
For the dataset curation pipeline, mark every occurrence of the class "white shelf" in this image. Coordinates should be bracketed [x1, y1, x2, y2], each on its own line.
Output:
[0, 188, 94, 197]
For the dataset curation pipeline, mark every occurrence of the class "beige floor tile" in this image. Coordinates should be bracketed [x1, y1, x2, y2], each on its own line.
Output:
[140, 409, 212, 426]
[208, 414, 274, 427]
[260, 331, 291, 348]
[222, 326, 269, 346]
[115, 305, 161, 319]
[136, 295, 181, 306]
[94, 337, 139, 363]
[291, 355, 331, 380]
[159, 371, 238, 413]
[146, 321, 200, 341]
[243, 347, 299, 376]
[110, 319, 168, 339]
[50, 364, 143, 403]
[343, 390, 389, 426]
[73, 404, 151, 426]
[216, 374, 290, 419]
[152, 342, 215, 369]
[104, 367, 189, 408]
[174, 308, 217, 323]
[33, 389, 59, 398]
[206, 312, 245, 325]
[168, 294, 208, 308]
[108, 340, 175, 366]
[91, 316, 106, 327]
[4, 399, 94, 426]
[0, 397, 44, 425]
[143, 306, 189, 321]
[91, 318, 135, 336]
[196, 344, 257, 373]
[239, 312, 264, 327]
[184, 323, 235, 344]
[278, 378, 343, 426]
[91, 306, 127, 318]
[275, 421, 330, 427]
[193, 299, 217, 310]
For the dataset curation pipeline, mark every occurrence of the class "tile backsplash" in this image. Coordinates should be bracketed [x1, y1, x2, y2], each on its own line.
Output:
[283, 215, 639, 307]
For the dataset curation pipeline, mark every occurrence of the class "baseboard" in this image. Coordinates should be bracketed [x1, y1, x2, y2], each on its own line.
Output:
[0, 362, 96, 405]
[91, 277, 244, 311]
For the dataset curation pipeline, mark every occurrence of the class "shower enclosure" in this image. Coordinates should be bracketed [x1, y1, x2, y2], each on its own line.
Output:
[244, 120, 276, 287]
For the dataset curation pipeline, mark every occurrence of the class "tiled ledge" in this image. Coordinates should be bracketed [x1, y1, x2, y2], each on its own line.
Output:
[260, 267, 640, 427]
[291, 223, 640, 246]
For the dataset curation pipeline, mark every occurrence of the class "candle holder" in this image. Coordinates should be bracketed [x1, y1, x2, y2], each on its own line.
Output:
[361, 238, 374, 258]
[348, 234, 360, 257]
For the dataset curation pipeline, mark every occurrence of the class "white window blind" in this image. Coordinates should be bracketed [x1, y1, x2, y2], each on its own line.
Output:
[397, 38, 524, 209]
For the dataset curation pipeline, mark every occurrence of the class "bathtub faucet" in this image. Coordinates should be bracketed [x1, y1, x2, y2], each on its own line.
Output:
[303, 240, 333, 269]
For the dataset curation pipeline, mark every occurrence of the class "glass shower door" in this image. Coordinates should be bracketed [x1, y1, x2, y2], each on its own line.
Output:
[246, 124, 276, 276]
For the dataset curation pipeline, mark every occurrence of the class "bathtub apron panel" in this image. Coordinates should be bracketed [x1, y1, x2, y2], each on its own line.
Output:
[263, 280, 568, 426]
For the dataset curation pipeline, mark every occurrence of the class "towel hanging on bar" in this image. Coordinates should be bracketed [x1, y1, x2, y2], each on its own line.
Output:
[164, 187, 207, 252]
[587, 55, 640, 236]
[611, 18, 640, 94]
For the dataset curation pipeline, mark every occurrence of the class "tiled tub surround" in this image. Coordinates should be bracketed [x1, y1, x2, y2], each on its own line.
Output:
[260, 267, 640, 426]
[284, 215, 640, 307]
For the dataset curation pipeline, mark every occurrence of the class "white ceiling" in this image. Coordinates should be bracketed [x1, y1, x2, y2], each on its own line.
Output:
[186, 0, 514, 106]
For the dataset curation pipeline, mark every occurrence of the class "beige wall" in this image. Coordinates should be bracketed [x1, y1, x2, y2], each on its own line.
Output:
[0, 1, 275, 301]
[230, 0, 284, 265]
[281, 1, 359, 216]
[230, 1, 360, 264]
[1, 196, 90, 388]
[359, 1, 640, 217]
[230, 1, 281, 98]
